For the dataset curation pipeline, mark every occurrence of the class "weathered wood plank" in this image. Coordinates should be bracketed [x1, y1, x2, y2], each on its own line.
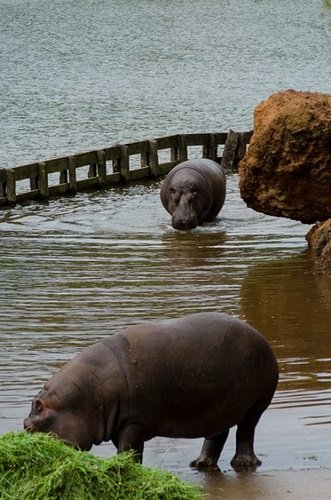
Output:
[7, 163, 39, 181]
[73, 151, 98, 168]
[129, 166, 151, 181]
[156, 135, 179, 149]
[158, 161, 178, 176]
[120, 145, 129, 181]
[127, 140, 150, 155]
[148, 140, 159, 177]
[42, 157, 68, 174]
[0, 169, 6, 183]
[111, 145, 122, 174]
[214, 132, 228, 144]
[6, 168, 16, 203]
[104, 144, 121, 163]
[236, 132, 248, 162]
[185, 133, 211, 146]
[0, 169, 7, 198]
[221, 129, 239, 170]
[0, 183, 5, 198]
[38, 162, 49, 198]
[203, 133, 217, 161]
[178, 135, 188, 162]
[96, 150, 107, 186]
[68, 156, 77, 193]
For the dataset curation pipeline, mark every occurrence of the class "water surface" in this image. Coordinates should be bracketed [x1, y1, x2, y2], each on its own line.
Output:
[1, 175, 330, 490]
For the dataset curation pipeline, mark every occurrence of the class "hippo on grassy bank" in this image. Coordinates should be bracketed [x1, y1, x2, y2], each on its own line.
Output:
[160, 159, 226, 230]
[24, 312, 278, 472]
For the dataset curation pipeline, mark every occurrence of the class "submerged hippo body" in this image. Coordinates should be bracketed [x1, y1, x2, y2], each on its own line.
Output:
[24, 312, 278, 471]
[160, 159, 226, 230]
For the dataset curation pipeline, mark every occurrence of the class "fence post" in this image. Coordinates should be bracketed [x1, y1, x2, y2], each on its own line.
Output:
[221, 129, 239, 170]
[97, 150, 106, 186]
[203, 133, 217, 161]
[38, 162, 49, 198]
[120, 145, 129, 181]
[6, 168, 16, 204]
[178, 135, 187, 162]
[148, 140, 159, 177]
[236, 132, 248, 163]
[68, 156, 77, 193]
[0, 177, 5, 198]
[112, 145, 121, 174]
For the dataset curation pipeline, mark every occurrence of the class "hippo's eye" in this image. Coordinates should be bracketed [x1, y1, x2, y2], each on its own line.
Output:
[170, 188, 175, 196]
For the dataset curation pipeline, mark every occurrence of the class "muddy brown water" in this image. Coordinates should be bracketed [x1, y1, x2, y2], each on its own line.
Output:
[1, 174, 330, 497]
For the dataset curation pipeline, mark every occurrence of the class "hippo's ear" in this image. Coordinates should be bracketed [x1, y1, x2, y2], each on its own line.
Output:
[34, 398, 45, 413]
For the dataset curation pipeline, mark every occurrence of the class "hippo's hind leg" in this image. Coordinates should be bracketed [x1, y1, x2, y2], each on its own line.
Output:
[230, 400, 270, 472]
[190, 429, 229, 471]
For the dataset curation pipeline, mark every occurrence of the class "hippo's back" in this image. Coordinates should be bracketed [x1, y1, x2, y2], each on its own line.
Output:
[99, 312, 278, 438]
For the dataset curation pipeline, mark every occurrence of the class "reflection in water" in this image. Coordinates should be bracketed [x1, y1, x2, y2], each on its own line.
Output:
[240, 254, 331, 468]
[240, 254, 331, 392]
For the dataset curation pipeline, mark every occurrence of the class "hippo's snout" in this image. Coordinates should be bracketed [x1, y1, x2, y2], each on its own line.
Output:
[23, 415, 39, 433]
[24, 417, 41, 435]
[23, 417, 30, 430]
[171, 200, 199, 230]
[172, 214, 198, 230]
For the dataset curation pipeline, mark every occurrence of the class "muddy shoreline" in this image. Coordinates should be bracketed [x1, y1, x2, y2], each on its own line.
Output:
[198, 469, 331, 499]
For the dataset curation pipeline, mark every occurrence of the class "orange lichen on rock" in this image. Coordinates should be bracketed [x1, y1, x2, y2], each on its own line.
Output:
[239, 89, 331, 224]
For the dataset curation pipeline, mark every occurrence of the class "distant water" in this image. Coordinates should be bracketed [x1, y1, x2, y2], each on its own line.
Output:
[0, 0, 330, 168]
[0, 1, 330, 497]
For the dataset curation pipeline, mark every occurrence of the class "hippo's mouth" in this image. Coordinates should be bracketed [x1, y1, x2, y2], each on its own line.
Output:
[23, 417, 35, 432]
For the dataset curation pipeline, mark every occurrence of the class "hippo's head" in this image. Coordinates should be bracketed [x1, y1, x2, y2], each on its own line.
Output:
[23, 389, 95, 451]
[166, 175, 207, 230]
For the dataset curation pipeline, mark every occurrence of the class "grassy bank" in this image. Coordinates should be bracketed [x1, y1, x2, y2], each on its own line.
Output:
[0, 432, 202, 500]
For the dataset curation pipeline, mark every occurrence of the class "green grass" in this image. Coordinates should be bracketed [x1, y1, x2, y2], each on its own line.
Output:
[0, 432, 202, 500]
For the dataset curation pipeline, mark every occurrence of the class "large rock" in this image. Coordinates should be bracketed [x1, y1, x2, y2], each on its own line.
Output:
[239, 90, 331, 224]
[306, 219, 331, 276]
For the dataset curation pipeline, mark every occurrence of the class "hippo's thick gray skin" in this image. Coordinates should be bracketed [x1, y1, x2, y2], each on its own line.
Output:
[160, 159, 226, 230]
[24, 312, 278, 472]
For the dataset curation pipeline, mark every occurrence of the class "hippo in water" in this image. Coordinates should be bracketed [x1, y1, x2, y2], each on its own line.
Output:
[160, 159, 226, 230]
[24, 312, 278, 472]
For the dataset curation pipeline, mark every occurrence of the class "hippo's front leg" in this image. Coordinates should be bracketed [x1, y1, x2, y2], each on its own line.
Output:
[116, 423, 145, 463]
[190, 429, 229, 471]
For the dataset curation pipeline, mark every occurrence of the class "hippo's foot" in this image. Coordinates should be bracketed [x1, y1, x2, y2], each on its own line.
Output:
[189, 457, 220, 472]
[230, 453, 262, 472]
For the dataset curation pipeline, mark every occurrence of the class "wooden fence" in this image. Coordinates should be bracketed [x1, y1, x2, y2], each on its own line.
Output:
[0, 129, 252, 208]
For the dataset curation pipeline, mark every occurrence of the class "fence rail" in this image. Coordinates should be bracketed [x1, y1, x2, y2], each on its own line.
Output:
[0, 129, 252, 208]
